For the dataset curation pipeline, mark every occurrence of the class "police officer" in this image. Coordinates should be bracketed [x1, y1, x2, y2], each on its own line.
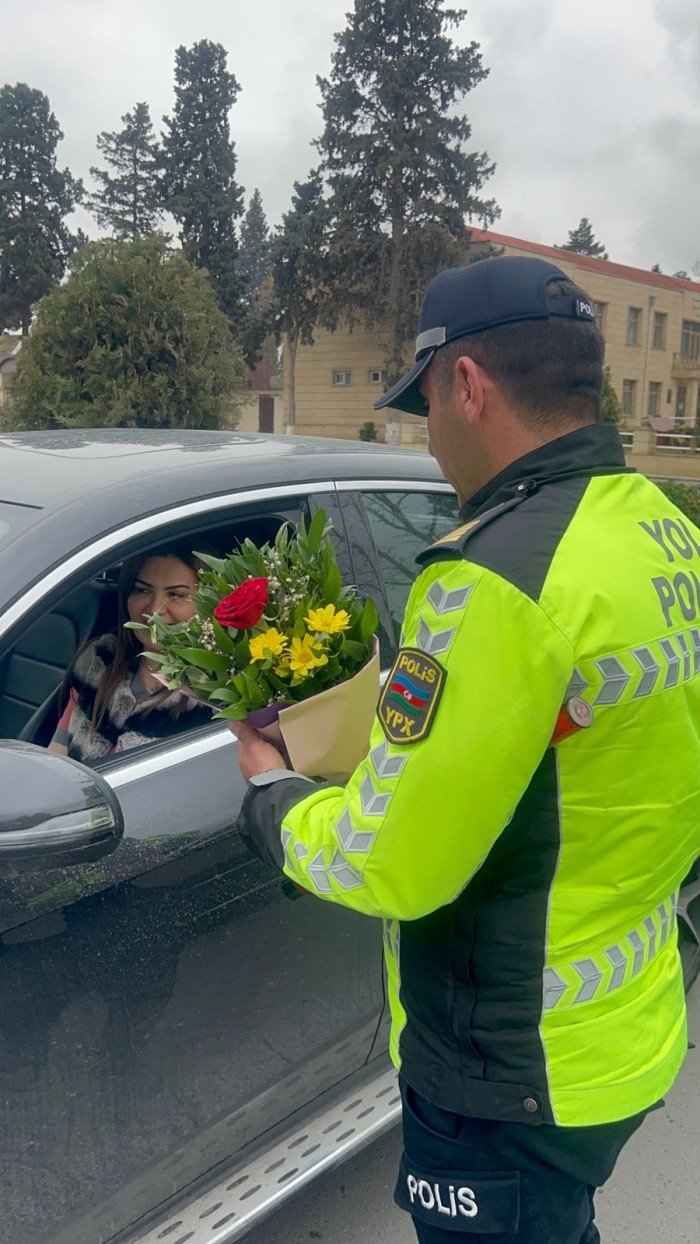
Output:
[234, 256, 700, 1242]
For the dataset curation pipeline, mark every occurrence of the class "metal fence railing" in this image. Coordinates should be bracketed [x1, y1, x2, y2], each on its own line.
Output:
[653, 433, 700, 453]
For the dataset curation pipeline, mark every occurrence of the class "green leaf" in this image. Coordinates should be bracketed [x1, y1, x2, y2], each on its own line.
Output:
[322, 562, 342, 604]
[217, 703, 250, 721]
[172, 647, 230, 673]
[212, 619, 235, 654]
[359, 597, 379, 645]
[342, 639, 367, 661]
[306, 507, 327, 556]
[207, 687, 241, 704]
[194, 551, 227, 573]
[242, 670, 265, 710]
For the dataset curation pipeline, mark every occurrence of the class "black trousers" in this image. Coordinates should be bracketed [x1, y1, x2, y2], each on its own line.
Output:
[394, 1079, 648, 1242]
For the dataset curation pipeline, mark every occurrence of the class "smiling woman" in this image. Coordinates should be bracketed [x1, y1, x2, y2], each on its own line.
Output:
[48, 543, 214, 763]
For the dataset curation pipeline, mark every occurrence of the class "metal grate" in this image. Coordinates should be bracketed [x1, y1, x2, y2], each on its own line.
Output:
[133, 1069, 401, 1244]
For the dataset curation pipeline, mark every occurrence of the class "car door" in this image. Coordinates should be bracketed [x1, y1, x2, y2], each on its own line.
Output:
[0, 486, 384, 1244]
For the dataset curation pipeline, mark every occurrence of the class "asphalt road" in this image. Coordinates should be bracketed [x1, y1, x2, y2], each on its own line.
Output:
[246, 982, 700, 1243]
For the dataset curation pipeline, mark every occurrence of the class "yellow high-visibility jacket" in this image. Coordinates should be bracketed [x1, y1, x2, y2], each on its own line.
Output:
[240, 424, 700, 1128]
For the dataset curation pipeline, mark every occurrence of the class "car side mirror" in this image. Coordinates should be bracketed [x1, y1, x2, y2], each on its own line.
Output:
[0, 741, 124, 868]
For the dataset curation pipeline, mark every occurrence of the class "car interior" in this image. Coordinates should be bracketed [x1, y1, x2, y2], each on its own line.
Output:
[0, 510, 298, 752]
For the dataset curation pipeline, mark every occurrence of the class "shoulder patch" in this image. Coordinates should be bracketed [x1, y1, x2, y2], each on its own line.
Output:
[378, 648, 446, 745]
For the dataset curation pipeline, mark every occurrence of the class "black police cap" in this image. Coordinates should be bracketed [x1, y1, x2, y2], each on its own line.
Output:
[374, 256, 596, 417]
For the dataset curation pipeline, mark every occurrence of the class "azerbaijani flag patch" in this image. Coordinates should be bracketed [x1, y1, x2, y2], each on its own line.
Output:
[378, 648, 447, 745]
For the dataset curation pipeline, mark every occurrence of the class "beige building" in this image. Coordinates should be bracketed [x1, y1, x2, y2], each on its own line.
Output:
[0, 336, 22, 412]
[289, 230, 700, 479]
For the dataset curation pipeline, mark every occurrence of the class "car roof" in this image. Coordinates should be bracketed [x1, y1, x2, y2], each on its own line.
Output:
[0, 430, 449, 618]
[0, 429, 443, 511]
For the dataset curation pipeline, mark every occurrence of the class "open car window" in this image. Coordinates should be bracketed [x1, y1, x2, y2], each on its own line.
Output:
[0, 499, 308, 755]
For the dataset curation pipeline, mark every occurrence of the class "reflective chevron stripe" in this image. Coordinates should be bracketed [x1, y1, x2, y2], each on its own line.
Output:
[336, 809, 376, 854]
[416, 617, 458, 657]
[370, 740, 409, 781]
[383, 918, 401, 960]
[566, 668, 590, 699]
[283, 739, 412, 897]
[593, 657, 630, 705]
[426, 581, 474, 616]
[571, 627, 700, 708]
[632, 647, 660, 697]
[659, 638, 681, 688]
[543, 895, 677, 1010]
[412, 576, 474, 658]
[304, 847, 364, 894]
[359, 772, 392, 817]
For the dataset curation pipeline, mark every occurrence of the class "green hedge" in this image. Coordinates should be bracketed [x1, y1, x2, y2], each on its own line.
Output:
[655, 480, 700, 527]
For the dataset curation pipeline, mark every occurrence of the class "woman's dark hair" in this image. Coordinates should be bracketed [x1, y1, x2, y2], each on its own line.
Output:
[91, 543, 208, 731]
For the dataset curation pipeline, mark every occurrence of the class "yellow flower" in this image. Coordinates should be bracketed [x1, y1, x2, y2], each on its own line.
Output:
[288, 634, 329, 679]
[249, 629, 288, 663]
[305, 604, 351, 635]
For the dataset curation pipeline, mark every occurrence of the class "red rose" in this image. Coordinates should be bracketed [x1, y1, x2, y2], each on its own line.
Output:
[214, 578, 268, 630]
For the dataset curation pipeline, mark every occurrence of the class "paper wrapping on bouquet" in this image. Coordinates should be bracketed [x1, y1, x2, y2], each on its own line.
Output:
[246, 640, 380, 784]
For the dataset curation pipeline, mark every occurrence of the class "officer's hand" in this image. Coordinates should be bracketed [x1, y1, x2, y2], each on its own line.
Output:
[231, 721, 286, 782]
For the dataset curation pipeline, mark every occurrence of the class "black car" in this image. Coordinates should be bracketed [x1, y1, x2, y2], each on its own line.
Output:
[0, 430, 697, 1244]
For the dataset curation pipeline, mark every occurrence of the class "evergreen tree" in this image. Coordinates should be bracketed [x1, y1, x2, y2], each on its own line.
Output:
[8, 235, 244, 430]
[557, 218, 608, 260]
[271, 172, 331, 433]
[315, 0, 498, 443]
[161, 40, 245, 332]
[0, 83, 83, 335]
[89, 102, 162, 239]
[651, 263, 662, 273]
[600, 366, 621, 424]
[237, 188, 273, 366]
[238, 189, 271, 292]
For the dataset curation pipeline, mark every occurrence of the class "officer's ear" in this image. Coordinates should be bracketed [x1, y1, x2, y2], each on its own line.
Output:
[454, 355, 490, 427]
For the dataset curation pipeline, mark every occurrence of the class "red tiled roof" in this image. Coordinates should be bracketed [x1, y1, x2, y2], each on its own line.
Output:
[246, 358, 280, 391]
[469, 229, 700, 296]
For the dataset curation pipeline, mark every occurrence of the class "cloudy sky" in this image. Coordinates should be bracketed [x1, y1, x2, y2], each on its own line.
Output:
[3, 0, 699, 273]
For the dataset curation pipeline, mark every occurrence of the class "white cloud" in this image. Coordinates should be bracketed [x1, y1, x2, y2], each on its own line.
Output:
[1, 0, 698, 272]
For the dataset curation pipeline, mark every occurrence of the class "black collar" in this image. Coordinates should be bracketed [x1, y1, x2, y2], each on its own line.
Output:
[459, 423, 630, 521]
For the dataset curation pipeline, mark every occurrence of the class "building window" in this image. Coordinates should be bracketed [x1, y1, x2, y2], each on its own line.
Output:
[652, 312, 667, 349]
[622, 380, 636, 417]
[648, 382, 662, 418]
[626, 308, 641, 346]
[592, 302, 606, 332]
[681, 320, 700, 360]
[368, 369, 386, 385]
[332, 370, 352, 386]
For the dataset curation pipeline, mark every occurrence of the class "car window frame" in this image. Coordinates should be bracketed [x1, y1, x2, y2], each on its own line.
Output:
[0, 483, 333, 647]
[0, 475, 454, 779]
[0, 484, 336, 769]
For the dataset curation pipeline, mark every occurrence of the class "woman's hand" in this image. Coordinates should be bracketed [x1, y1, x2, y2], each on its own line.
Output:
[231, 722, 286, 782]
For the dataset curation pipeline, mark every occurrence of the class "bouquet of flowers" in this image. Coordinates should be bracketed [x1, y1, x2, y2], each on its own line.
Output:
[132, 510, 380, 780]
